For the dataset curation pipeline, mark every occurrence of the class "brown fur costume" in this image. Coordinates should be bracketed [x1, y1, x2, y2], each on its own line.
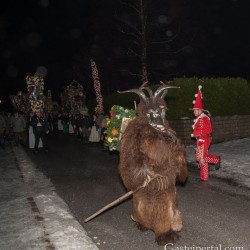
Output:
[119, 83, 188, 245]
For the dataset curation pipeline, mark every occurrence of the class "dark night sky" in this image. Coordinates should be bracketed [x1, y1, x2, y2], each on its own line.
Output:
[1, 0, 250, 109]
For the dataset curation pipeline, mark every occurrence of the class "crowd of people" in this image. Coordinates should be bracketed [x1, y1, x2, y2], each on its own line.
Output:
[0, 110, 109, 153]
[1, 85, 220, 182]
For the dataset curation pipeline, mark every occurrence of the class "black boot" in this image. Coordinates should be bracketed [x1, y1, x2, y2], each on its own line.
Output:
[215, 156, 221, 170]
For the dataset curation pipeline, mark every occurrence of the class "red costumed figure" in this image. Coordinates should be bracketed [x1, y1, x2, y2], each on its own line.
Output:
[191, 86, 221, 181]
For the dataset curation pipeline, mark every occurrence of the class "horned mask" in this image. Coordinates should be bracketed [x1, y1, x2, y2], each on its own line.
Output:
[118, 82, 179, 133]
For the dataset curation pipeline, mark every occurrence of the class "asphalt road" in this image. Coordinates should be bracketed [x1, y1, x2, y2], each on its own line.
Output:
[26, 133, 250, 250]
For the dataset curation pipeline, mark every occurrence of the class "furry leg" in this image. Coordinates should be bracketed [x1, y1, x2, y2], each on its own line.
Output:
[135, 222, 149, 232]
[155, 230, 180, 246]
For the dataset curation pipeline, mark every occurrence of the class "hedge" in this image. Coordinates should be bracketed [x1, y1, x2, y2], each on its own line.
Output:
[86, 77, 250, 119]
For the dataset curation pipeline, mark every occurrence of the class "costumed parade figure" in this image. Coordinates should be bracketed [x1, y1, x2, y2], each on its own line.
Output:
[118, 82, 188, 245]
[26, 73, 47, 150]
[190, 85, 220, 181]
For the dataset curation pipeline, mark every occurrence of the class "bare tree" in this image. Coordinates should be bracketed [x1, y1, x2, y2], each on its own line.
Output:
[115, 0, 194, 83]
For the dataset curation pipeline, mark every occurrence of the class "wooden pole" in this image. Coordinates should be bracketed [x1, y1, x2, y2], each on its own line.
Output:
[83, 174, 164, 223]
[84, 190, 134, 223]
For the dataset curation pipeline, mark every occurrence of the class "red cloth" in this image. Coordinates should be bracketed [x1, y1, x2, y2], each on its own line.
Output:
[192, 113, 212, 140]
[193, 88, 203, 109]
[193, 113, 219, 181]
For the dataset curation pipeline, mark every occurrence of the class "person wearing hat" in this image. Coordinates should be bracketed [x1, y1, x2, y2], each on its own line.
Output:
[190, 85, 220, 181]
[31, 110, 49, 153]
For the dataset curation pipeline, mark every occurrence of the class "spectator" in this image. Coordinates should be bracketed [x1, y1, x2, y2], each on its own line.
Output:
[57, 112, 63, 132]
[51, 112, 59, 134]
[62, 112, 69, 133]
[68, 112, 75, 134]
[0, 112, 6, 149]
[11, 111, 27, 146]
[47, 112, 53, 132]
[74, 112, 84, 141]
[27, 110, 43, 149]
[4, 111, 13, 143]
[82, 115, 91, 142]
[89, 114, 100, 144]
[100, 117, 108, 151]
[31, 111, 49, 154]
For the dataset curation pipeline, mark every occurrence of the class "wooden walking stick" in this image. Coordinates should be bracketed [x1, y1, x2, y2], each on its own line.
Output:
[84, 174, 165, 223]
[84, 190, 134, 223]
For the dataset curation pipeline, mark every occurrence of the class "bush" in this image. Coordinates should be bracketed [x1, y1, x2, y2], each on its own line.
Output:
[87, 77, 250, 119]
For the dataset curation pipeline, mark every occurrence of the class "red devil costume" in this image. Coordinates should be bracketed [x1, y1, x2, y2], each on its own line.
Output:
[191, 86, 220, 181]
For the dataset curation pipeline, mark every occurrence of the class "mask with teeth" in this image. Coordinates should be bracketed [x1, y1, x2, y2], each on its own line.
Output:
[118, 81, 179, 133]
[146, 106, 167, 132]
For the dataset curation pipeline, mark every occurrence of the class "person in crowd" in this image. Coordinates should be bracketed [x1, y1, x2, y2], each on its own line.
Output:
[27, 110, 43, 149]
[68, 112, 75, 134]
[96, 113, 105, 141]
[74, 111, 84, 141]
[62, 111, 69, 133]
[51, 112, 59, 134]
[11, 111, 27, 146]
[190, 86, 221, 182]
[26, 110, 35, 148]
[82, 114, 91, 142]
[100, 117, 108, 151]
[31, 110, 49, 154]
[4, 111, 13, 144]
[47, 112, 53, 133]
[0, 112, 6, 149]
[57, 112, 63, 132]
[89, 114, 100, 144]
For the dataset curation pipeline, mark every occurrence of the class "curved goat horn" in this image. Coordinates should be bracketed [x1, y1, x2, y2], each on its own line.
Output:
[154, 85, 169, 98]
[139, 81, 148, 90]
[159, 81, 168, 99]
[161, 85, 177, 99]
[161, 86, 181, 99]
[154, 81, 180, 99]
[143, 87, 153, 97]
[117, 89, 148, 104]
[140, 81, 153, 98]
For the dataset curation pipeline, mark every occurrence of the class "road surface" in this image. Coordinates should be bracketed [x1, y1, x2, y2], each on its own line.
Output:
[26, 133, 250, 250]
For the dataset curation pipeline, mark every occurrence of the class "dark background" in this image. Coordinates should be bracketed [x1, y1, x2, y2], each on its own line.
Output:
[1, 0, 250, 110]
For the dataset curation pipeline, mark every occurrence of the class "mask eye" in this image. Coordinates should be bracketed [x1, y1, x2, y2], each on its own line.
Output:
[153, 113, 158, 118]
[146, 113, 150, 117]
